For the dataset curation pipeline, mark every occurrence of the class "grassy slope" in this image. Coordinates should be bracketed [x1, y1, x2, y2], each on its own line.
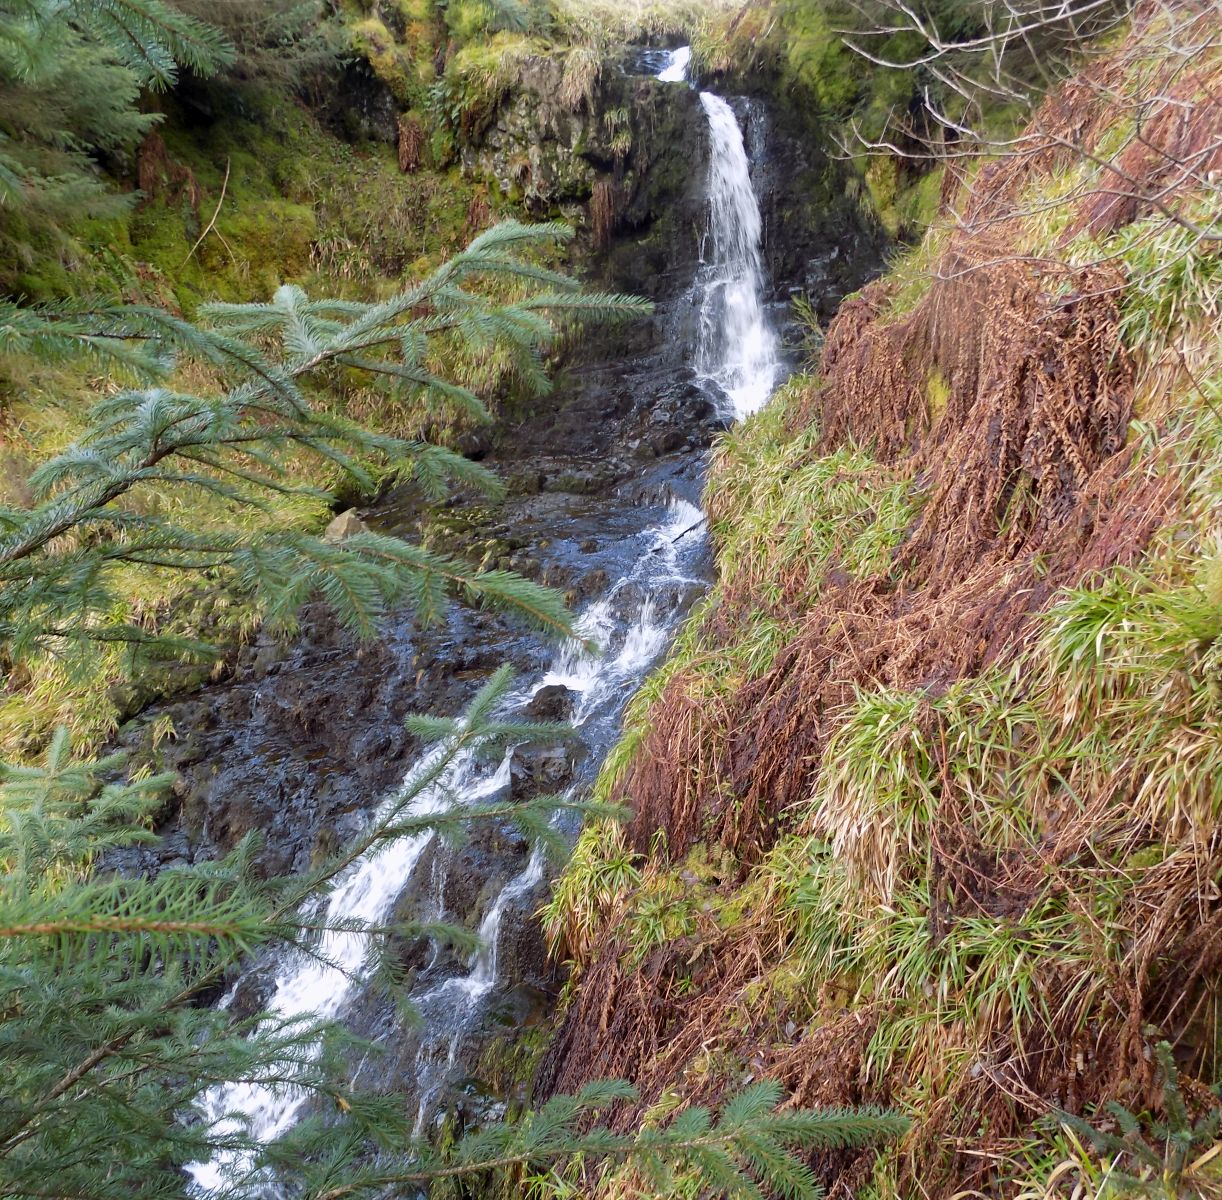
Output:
[544, 7, 1222, 1197]
[0, 4, 583, 755]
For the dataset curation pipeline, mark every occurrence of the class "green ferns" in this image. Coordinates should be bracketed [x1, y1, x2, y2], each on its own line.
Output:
[1038, 1043, 1222, 1200]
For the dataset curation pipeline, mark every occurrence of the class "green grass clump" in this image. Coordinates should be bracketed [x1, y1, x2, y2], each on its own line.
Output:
[709, 383, 916, 611]
[547, 383, 920, 961]
[430, 34, 537, 142]
[877, 224, 950, 322]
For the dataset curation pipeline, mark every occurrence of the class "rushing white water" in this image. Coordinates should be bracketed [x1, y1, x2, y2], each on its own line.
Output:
[655, 44, 691, 82]
[187, 745, 514, 1192]
[654, 45, 781, 421]
[695, 93, 782, 421]
[190, 52, 782, 1192]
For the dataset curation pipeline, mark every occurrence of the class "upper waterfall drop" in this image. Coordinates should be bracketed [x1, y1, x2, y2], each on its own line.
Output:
[695, 93, 781, 422]
[655, 46, 781, 422]
[655, 44, 691, 83]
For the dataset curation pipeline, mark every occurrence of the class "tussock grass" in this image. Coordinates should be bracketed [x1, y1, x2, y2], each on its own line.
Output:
[709, 396, 916, 615]
[430, 34, 536, 141]
[550, 0, 736, 47]
[558, 44, 602, 113]
[541, 12, 1222, 1198]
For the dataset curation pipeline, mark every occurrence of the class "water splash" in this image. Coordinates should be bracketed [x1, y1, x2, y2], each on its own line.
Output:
[407, 841, 547, 1134]
[187, 744, 512, 1191]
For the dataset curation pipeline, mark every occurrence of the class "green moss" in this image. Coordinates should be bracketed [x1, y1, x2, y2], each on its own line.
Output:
[471, 1021, 554, 1114]
[349, 16, 419, 104]
[868, 160, 945, 241]
[925, 367, 950, 424]
[865, 156, 900, 231]
[880, 225, 949, 321]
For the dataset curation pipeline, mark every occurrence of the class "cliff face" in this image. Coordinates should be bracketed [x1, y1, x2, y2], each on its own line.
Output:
[541, 6, 1222, 1196]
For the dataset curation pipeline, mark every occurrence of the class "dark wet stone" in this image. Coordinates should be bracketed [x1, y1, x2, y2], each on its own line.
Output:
[525, 684, 575, 723]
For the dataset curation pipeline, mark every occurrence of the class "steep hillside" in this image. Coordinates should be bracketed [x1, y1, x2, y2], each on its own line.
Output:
[542, 4, 1222, 1196]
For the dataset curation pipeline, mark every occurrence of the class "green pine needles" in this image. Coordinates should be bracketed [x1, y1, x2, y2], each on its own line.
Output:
[284, 1080, 908, 1200]
[0, 0, 233, 279]
[0, 221, 649, 711]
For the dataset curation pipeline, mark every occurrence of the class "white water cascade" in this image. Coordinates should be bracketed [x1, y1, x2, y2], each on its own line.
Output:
[695, 91, 782, 421]
[188, 43, 780, 1193]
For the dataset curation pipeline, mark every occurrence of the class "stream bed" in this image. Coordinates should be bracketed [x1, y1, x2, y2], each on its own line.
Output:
[186, 46, 787, 1191]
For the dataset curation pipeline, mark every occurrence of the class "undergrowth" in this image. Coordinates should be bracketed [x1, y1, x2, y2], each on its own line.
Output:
[542, 9, 1222, 1198]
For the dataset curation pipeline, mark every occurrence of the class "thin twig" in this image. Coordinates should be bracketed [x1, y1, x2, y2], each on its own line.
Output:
[181, 157, 231, 268]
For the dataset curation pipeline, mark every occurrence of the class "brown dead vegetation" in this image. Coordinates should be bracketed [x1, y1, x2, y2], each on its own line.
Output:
[136, 132, 201, 212]
[591, 178, 620, 250]
[539, 9, 1221, 1197]
[397, 113, 425, 173]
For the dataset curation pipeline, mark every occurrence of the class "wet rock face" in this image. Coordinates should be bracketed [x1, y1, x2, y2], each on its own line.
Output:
[736, 96, 886, 322]
[461, 54, 711, 298]
[320, 58, 400, 144]
[526, 684, 575, 722]
[108, 605, 541, 879]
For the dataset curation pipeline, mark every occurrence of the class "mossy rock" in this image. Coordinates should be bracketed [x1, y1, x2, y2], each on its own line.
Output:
[349, 16, 420, 105]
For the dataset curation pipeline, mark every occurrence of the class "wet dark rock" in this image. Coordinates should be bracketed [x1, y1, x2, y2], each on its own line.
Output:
[108, 604, 531, 879]
[226, 962, 280, 1022]
[579, 567, 608, 596]
[649, 428, 684, 455]
[318, 58, 399, 144]
[544, 470, 601, 495]
[526, 684, 575, 722]
[460, 54, 709, 281]
[511, 744, 575, 795]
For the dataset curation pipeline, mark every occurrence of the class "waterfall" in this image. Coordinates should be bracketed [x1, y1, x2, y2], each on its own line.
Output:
[695, 92, 781, 422]
[655, 44, 691, 82]
[188, 44, 782, 1192]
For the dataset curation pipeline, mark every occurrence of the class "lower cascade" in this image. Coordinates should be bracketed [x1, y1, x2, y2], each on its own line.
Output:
[188, 43, 783, 1190]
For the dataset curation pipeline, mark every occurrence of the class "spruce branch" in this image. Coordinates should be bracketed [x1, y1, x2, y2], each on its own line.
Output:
[0, 221, 655, 671]
[291, 1083, 908, 1200]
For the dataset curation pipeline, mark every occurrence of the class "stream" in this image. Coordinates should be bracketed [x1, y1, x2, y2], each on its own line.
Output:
[188, 46, 783, 1192]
